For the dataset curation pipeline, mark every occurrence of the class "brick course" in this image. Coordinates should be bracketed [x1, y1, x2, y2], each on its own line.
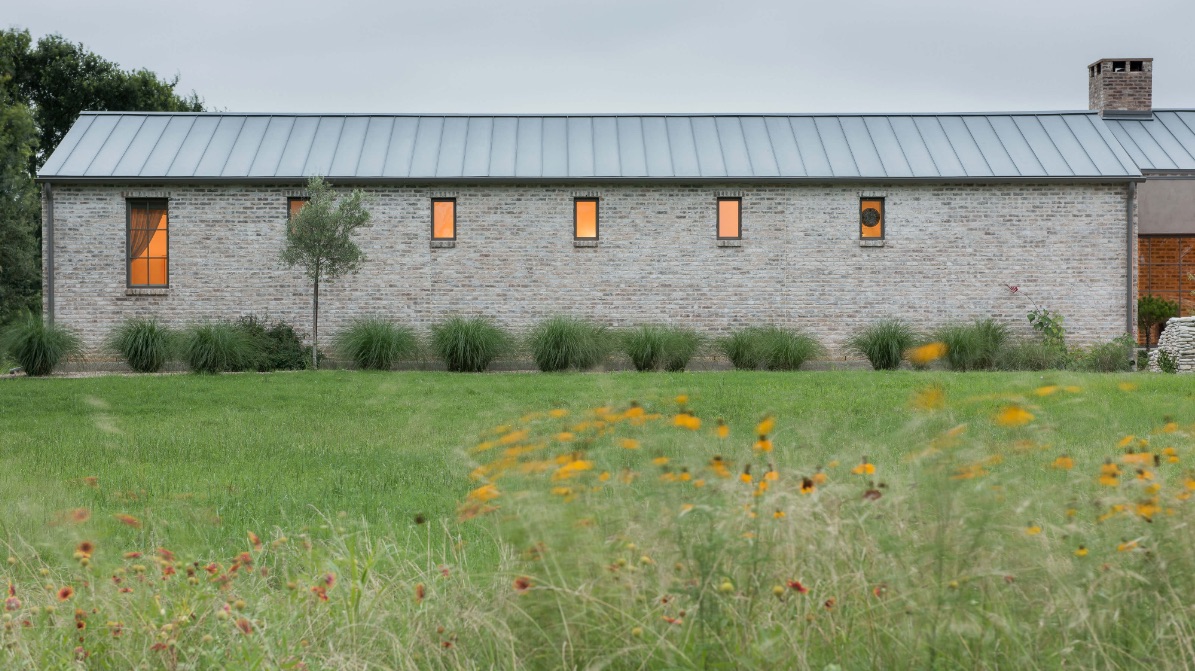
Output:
[43, 182, 1134, 358]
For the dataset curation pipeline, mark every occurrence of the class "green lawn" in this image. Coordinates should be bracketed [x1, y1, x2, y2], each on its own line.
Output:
[2, 370, 1193, 670]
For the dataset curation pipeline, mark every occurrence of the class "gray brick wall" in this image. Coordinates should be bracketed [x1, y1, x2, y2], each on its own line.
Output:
[43, 181, 1134, 358]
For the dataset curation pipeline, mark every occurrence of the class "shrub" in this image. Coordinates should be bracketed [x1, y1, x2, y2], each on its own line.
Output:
[847, 319, 917, 370]
[1138, 295, 1178, 348]
[235, 316, 310, 372]
[661, 327, 702, 372]
[1157, 349, 1179, 374]
[1072, 335, 1135, 373]
[935, 319, 1009, 371]
[431, 316, 511, 372]
[997, 338, 1068, 371]
[621, 325, 669, 372]
[719, 325, 822, 371]
[335, 318, 419, 371]
[182, 322, 261, 374]
[528, 317, 610, 372]
[0, 313, 82, 376]
[108, 318, 173, 373]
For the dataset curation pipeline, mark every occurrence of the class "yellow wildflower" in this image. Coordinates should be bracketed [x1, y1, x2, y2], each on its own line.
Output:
[1051, 456, 1074, 470]
[620, 438, 640, 450]
[467, 484, 500, 503]
[754, 437, 773, 453]
[851, 459, 875, 476]
[1025, 524, 1042, 536]
[651, 456, 670, 467]
[674, 395, 689, 405]
[1117, 539, 1139, 552]
[1034, 385, 1060, 396]
[555, 432, 575, 442]
[1118, 382, 1138, 392]
[995, 405, 1034, 427]
[1074, 545, 1088, 557]
[552, 460, 594, 481]
[907, 342, 948, 365]
[548, 408, 569, 418]
[756, 416, 775, 436]
[715, 419, 729, 439]
[911, 386, 945, 410]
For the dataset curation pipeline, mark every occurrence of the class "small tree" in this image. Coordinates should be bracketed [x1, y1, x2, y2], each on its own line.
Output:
[280, 176, 371, 369]
[1138, 295, 1178, 349]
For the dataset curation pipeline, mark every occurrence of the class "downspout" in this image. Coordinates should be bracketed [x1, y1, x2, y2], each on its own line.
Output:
[1125, 181, 1136, 337]
[43, 183, 55, 325]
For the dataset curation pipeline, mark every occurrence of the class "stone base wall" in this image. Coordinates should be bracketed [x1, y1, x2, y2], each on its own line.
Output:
[1149, 316, 1195, 372]
[44, 181, 1133, 358]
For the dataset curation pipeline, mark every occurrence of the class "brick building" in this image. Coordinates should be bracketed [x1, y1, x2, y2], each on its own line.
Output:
[35, 59, 1195, 358]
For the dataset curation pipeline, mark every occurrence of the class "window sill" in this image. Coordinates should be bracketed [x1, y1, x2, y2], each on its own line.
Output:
[859, 239, 886, 247]
[574, 240, 599, 248]
[716, 239, 742, 247]
[430, 240, 456, 249]
[125, 288, 169, 296]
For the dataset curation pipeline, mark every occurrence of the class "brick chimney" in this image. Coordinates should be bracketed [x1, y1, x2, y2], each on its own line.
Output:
[1088, 58, 1153, 116]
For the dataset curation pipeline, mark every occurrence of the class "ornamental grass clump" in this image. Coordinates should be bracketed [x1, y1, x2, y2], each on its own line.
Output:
[527, 316, 610, 372]
[997, 338, 1069, 371]
[935, 319, 1009, 371]
[1072, 335, 1136, 373]
[182, 322, 261, 374]
[336, 318, 419, 370]
[847, 319, 917, 370]
[107, 318, 173, 373]
[431, 316, 511, 372]
[719, 327, 768, 370]
[0, 313, 82, 376]
[620, 325, 702, 372]
[720, 325, 822, 370]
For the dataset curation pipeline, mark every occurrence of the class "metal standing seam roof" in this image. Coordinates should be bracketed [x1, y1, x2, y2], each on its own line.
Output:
[37, 111, 1143, 182]
[1102, 110, 1195, 172]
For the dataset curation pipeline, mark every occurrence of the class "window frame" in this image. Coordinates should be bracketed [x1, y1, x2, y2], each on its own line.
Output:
[574, 197, 599, 241]
[859, 197, 885, 240]
[126, 198, 170, 289]
[431, 197, 457, 241]
[286, 196, 310, 221]
[716, 197, 742, 240]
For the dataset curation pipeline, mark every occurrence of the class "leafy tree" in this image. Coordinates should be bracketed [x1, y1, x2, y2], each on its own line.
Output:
[1138, 295, 1179, 349]
[0, 28, 204, 326]
[280, 176, 371, 369]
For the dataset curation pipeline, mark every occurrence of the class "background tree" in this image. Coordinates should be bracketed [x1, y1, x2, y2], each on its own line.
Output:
[280, 176, 371, 369]
[0, 28, 204, 326]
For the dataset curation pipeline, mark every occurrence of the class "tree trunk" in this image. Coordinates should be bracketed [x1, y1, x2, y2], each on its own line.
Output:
[312, 275, 320, 370]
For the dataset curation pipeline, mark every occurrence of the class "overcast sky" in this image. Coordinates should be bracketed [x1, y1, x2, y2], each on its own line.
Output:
[8, 0, 1195, 114]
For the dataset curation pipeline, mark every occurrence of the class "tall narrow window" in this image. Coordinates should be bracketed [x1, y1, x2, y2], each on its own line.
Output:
[287, 197, 309, 220]
[127, 198, 169, 287]
[574, 198, 598, 240]
[860, 198, 884, 239]
[717, 197, 741, 239]
[432, 198, 456, 240]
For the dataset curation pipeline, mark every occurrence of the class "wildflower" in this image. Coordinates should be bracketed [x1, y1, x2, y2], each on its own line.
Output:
[550, 486, 573, 497]
[1118, 382, 1138, 392]
[812, 470, 828, 485]
[1161, 447, 1179, 464]
[911, 385, 946, 410]
[311, 585, 328, 601]
[76, 541, 95, 557]
[620, 438, 640, 450]
[1052, 455, 1074, 470]
[651, 456, 670, 466]
[851, 458, 875, 476]
[754, 480, 768, 496]
[823, 598, 836, 610]
[549, 408, 569, 418]
[498, 429, 529, 445]
[739, 465, 752, 484]
[692, 478, 706, 488]
[952, 463, 988, 480]
[787, 580, 809, 593]
[114, 514, 141, 528]
[5, 584, 18, 611]
[57, 586, 74, 601]
[764, 466, 779, 482]
[236, 618, 253, 635]
[555, 432, 575, 442]
[553, 459, 594, 480]
[662, 615, 683, 625]
[1122, 451, 1153, 466]
[718, 580, 735, 594]
[467, 484, 500, 503]
[773, 509, 786, 519]
[415, 583, 426, 603]
[995, 405, 1034, 427]
[1136, 500, 1160, 521]
[513, 576, 532, 593]
[1025, 523, 1042, 536]
[1074, 545, 1088, 557]
[69, 508, 91, 524]
[709, 456, 731, 478]
[1136, 468, 1154, 481]
[907, 342, 947, 365]
[598, 471, 611, 482]
[247, 531, 262, 552]
[624, 403, 645, 419]
[1034, 385, 1060, 396]
[754, 436, 773, 453]
[756, 415, 775, 436]
[800, 477, 815, 495]
[715, 419, 729, 439]
[1117, 539, 1139, 552]
[675, 394, 689, 405]
[863, 488, 883, 501]
[673, 412, 701, 431]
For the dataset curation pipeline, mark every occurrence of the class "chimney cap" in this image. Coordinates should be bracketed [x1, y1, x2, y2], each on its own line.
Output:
[1088, 57, 1153, 68]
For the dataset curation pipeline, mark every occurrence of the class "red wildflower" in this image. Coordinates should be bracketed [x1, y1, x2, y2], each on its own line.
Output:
[204, 562, 219, 575]
[156, 548, 175, 562]
[311, 585, 328, 601]
[123, 552, 142, 559]
[57, 586, 75, 601]
[76, 541, 95, 557]
[786, 580, 809, 594]
[248, 532, 262, 551]
[235, 617, 253, 635]
[662, 615, 683, 625]
[150, 642, 169, 651]
[5, 583, 19, 611]
[69, 508, 91, 524]
[114, 514, 140, 528]
[823, 598, 836, 610]
[323, 573, 335, 588]
[513, 576, 532, 593]
[415, 583, 426, 603]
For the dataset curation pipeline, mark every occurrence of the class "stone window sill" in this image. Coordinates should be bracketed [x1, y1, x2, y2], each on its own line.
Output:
[717, 239, 742, 247]
[125, 288, 169, 296]
[859, 239, 886, 247]
[574, 240, 599, 248]
[431, 240, 456, 248]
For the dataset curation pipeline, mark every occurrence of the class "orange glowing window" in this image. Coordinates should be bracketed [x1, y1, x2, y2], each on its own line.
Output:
[574, 198, 598, 239]
[288, 197, 309, 220]
[717, 198, 741, 239]
[127, 199, 168, 287]
[432, 198, 456, 240]
[860, 198, 884, 239]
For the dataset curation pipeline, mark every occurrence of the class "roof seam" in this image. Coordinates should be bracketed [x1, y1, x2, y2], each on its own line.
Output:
[189, 117, 223, 178]
[216, 117, 248, 178]
[858, 117, 888, 177]
[1034, 116, 1075, 176]
[956, 116, 995, 177]
[1007, 116, 1045, 175]
[1162, 112, 1195, 165]
[1058, 116, 1100, 176]
[79, 114, 123, 176]
[270, 117, 297, 177]
[110, 115, 148, 177]
[834, 118, 861, 177]
[882, 117, 915, 177]
[164, 116, 199, 178]
[906, 117, 939, 177]
[981, 116, 1021, 177]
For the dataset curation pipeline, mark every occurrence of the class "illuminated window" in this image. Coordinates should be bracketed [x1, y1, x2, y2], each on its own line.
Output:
[574, 198, 598, 240]
[860, 198, 884, 239]
[432, 198, 456, 240]
[127, 199, 168, 287]
[717, 197, 741, 239]
[287, 197, 309, 221]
